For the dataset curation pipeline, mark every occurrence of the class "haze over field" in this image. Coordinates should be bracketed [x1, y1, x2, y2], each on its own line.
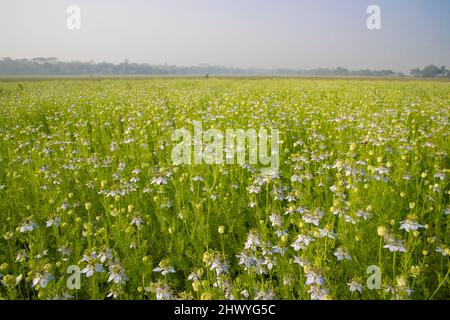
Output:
[1, 0, 450, 72]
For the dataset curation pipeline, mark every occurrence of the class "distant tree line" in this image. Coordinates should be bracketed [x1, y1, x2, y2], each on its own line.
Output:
[410, 65, 450, 78]
[0, 58, 448, 78]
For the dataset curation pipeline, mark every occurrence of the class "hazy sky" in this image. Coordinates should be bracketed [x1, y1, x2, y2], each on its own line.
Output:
[1, 0, 449, 72]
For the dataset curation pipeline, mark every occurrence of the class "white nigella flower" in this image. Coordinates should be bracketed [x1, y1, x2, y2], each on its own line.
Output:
[81, 262, 105, 278]
[130, 216, 144, 227]
[285, 195, 297, 203]
[295, 206, 309, 214]
[284, 206, 295, 215]
[19, 220, 38, 233]
[109, 141, 119, 152]
[270, 186, 284, 200]
[262, 255, 276, 270]
[291, 234, 314, 251]
[260, 241, 276, 256]
[318, 228, 336, 239]
[254, 288, 276, 300]
[308, 285, 329, 300]
[151, 176, 167, 185]
[260, 169, 280, 181]
[356, 210, 372, 220]
[212, 276, 234, 296]
[290, 174, 303, 183]
[383, 235, 407, 253]
[150, 171, 172, 186]
[108, 263, 128, 284]
[98, 249, 113, 263]
[46, 216, 61, 228]
[406, 287, 414, 297]
[348, 279, 364, 293]
[240, 289, 249, 299]
[334, 247, 351, 261]
[209, 255, 229, 275]
[160, 200, 173, 209]
[434, 172, 446, 180]
[153, 260, 176, 276]
[247, 184, 261, 194]
[248, 201, 257, 208]
[269, 213, 282, 227]
[283, 275, 294, 286]
[244, 231, 261, 250]
[32, 272, 55, 288]
[187, 270, 202, 281]
[106, 286, 122, 299]
[236, 251, 258, 269]
[271, 245, 287, 255]
[384, 284, 395, 294]
[35, 250, 48, 260]
[399, 219, 424, 232]
[130, 176, 140, 183]
[302, 208, 324, 226]
[15, 251, 28, 263]
[52, 293, 75, 300]
[253, 259, 268, 275]
[58, 246, 72, 261]
[435, 245, 449, 257]
[305, 269, 324, 286]
[210, 193, 218, 200]
[293, 256, 309, 267]
[146, 282, 173, 300]
[274, 229, 287, 238]
[343, 215, 357, 224]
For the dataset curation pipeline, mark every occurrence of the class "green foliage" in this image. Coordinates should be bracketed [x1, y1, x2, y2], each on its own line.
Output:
[0, 79, 448, 300]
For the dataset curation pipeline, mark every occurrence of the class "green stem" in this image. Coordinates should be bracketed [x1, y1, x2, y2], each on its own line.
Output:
[392, 252, 396, 280]
[378, 236, 383, 268]
[429, 267, 450, 300]
[91, 277, 96, 300]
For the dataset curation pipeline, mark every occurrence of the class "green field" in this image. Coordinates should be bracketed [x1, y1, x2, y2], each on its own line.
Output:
[0, 78, 449, 300]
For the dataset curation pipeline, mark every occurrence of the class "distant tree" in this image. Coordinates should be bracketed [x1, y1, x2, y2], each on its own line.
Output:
[421, 65, 441, 78]
[335, 67, 349, 76]
[380, 70, 395, 76]
[410, 68, 422, 77]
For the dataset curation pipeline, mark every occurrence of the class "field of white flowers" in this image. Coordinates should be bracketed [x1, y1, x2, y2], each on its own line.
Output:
[0, 78, 448, 300]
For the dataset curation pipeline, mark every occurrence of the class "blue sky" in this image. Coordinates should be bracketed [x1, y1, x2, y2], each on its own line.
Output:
[1, 0, 449, 71]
